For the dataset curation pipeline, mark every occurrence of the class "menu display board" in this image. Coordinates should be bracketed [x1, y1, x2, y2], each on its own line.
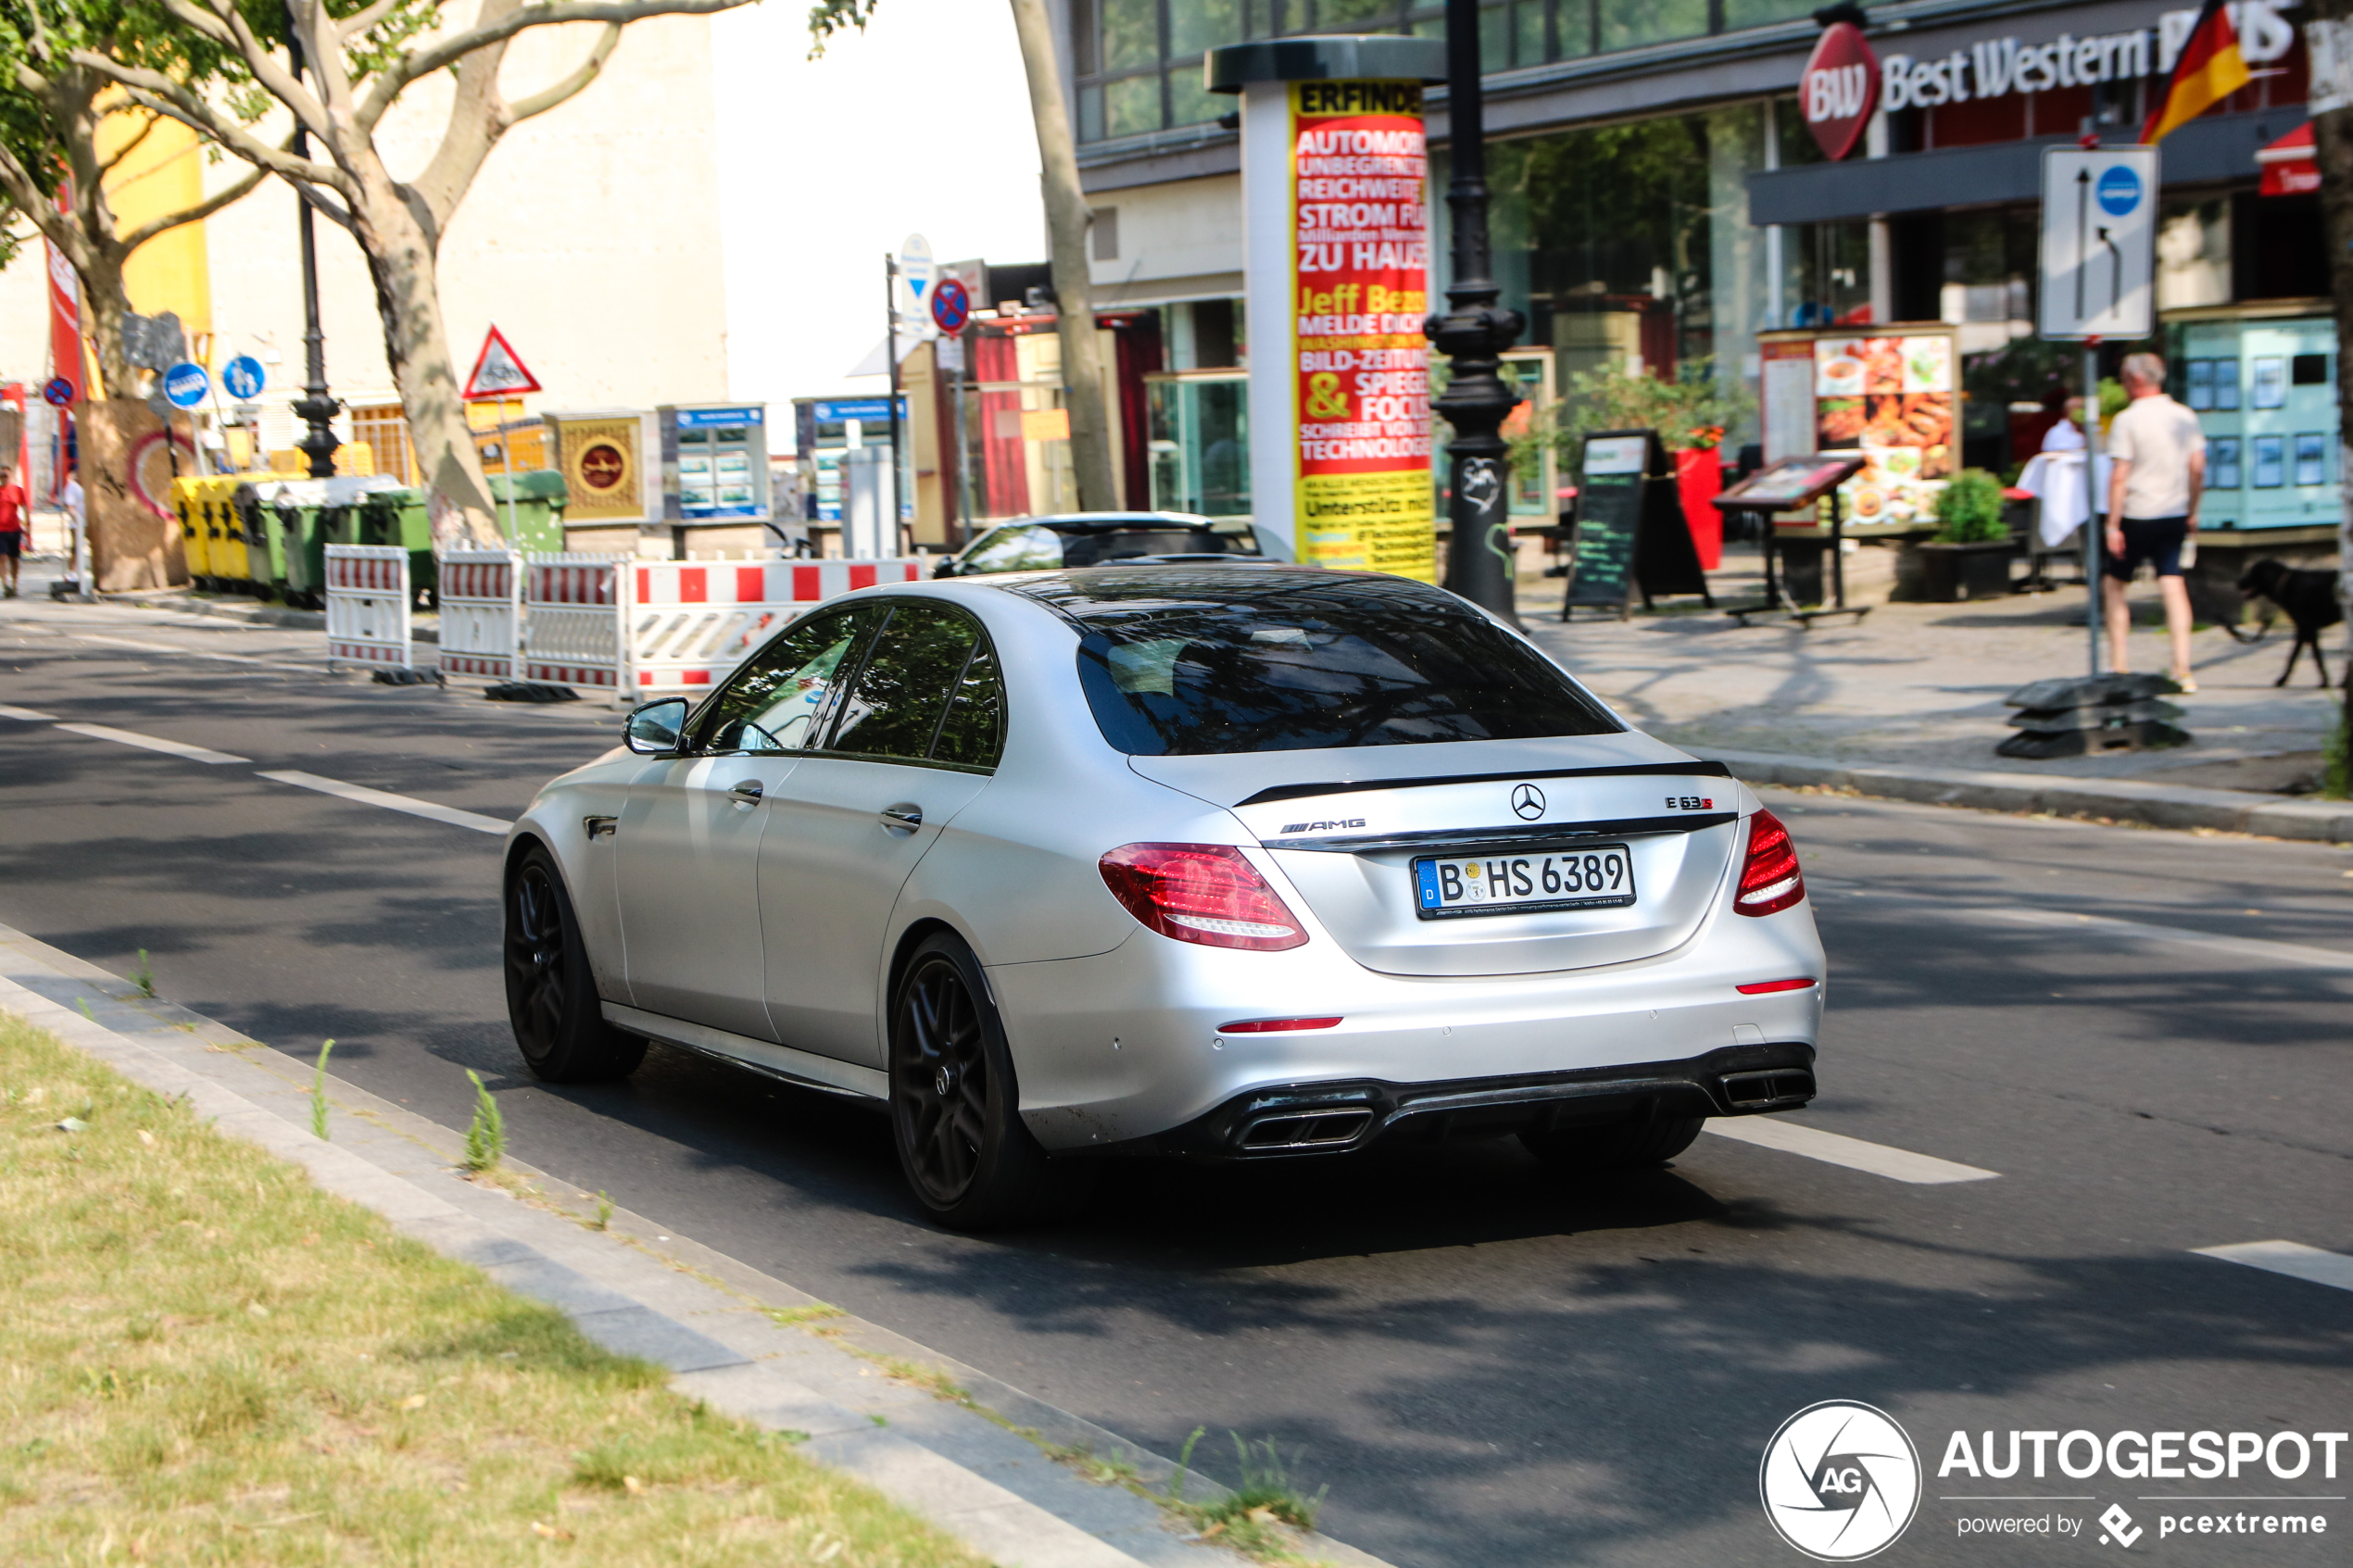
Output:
[1565, 430, 1711, 620]
[1758, 325, 1958, 530]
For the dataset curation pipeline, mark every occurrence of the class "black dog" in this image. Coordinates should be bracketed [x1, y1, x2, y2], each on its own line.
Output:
[2236, 559, 2346, 687]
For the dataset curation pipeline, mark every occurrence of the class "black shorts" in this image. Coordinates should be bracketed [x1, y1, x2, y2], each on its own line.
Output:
[2104, 515, 2187, 579]
[0, 531, 20, 559]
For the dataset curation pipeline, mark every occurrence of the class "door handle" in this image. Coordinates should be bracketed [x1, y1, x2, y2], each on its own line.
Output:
[879, 803, 923, 834]
[728, 780, 764, 804]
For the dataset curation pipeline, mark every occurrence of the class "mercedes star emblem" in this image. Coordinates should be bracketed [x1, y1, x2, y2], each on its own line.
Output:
[1511, 784, 1545, 820]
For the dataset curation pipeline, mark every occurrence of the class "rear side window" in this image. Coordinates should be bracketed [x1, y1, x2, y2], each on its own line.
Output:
[1038, 571, 1620, 756]
[830, 604, 979, 761]
[931, 638, 1006, 769]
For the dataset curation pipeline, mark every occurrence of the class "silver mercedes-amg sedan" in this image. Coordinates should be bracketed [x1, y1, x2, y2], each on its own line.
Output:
[503, 567, 1824, 1227]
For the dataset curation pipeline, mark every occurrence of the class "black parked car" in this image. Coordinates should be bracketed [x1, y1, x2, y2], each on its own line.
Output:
[933, 512, 1261, 577]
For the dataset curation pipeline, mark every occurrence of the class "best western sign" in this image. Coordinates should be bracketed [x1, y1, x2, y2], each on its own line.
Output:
[1805, 1, 2299, 156]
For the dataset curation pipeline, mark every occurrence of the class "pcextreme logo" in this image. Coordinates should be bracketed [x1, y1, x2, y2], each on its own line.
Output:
[1761, 1401, 1924, 1561]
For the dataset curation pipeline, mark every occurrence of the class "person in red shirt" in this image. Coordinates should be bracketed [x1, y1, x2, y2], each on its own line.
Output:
[0, 465, 25, 598]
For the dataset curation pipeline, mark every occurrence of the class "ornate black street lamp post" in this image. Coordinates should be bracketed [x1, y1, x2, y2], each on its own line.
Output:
[1426, 0, 1525, 618]
[287, 6, 338, 480]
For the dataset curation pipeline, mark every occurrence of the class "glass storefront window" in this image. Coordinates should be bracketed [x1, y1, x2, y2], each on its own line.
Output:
[1147, 374, 1252, 521]
[1072, 2, 1808, 144]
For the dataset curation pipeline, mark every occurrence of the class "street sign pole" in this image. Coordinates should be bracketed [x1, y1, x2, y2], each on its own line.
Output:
[2039, 142, 2157, 678]
[2082, 340, 2103, 677]
[885, 253, 903, 552]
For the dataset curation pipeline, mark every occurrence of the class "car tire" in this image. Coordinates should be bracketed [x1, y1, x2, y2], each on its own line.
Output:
[1521, 1113, 1704, 1172]
[504, 846, 646, 1084]
[888, 932, 1062, 1230]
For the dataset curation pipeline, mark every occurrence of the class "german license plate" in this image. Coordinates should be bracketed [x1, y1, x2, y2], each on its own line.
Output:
[1413, 844, 1636, 920]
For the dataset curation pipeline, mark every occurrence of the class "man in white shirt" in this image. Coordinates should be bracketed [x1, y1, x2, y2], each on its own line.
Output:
[2102, 352, 2206, 689]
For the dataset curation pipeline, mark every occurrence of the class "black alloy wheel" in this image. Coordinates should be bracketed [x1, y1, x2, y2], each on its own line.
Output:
[503, 847, 645, 1083]
[888, 934, 1061, 1229]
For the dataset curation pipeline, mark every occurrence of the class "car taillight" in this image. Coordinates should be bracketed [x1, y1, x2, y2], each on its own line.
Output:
[1733, 809, 1806, 917]
[1099, 844, 1308, 952]
[1217, 1017, 1342, 1033]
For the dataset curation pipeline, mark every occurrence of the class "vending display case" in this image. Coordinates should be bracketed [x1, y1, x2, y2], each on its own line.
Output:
[659, 403, 770, 526]
[2164, 304, 2339, 534]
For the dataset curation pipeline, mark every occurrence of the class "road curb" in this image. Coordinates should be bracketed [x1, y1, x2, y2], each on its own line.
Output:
[0, 923, 1383, 1568]
[1711, 747, 2353, 845]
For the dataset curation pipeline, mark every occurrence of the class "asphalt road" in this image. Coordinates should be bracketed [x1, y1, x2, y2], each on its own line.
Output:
[5, 583, 2350, 1567]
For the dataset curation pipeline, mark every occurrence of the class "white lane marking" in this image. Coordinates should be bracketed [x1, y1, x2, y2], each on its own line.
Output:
[53, 721, 249, 765]
[0, 704, 58, 721]
[1705, 1116, 1999, 1184]
[256, 770, 510, 835]
[71, 633, 319, 674]
[1989, 906, 2353, 973]
[1813, 884, 2353, 973]
[2193, 1240, 2353, 1294]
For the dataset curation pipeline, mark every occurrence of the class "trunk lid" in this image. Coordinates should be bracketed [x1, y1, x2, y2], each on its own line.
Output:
[1131, 739, 1743, 977]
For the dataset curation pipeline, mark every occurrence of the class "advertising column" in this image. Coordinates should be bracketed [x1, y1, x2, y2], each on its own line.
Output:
[1290, 81, 1435, 580]
[1212, 34, 1446, 573]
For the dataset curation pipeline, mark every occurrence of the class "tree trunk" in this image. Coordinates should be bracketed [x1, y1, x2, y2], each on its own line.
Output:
[2312, 4, 2353, 787]
[1008, 0, 1119, 511]
[80, 249, 135, 400]
[346, 164, 501, 548]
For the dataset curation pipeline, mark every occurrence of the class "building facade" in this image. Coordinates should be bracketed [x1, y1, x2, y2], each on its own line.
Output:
[1059, 0, 2325, 524]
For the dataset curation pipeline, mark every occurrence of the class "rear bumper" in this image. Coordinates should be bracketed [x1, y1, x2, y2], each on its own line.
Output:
[1093, 1041, 1816, 1160]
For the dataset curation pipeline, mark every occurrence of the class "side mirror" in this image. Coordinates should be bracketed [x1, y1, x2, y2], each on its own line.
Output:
[623, 697, 690, 755]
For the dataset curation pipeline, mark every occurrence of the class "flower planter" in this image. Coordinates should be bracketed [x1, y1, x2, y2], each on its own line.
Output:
[1910, 539, 2016, 602]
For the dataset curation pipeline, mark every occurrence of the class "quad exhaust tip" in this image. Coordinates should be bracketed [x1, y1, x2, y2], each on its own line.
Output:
[1239, 1109, 1377, 1150]
[1719, 1068, 1816, 1110]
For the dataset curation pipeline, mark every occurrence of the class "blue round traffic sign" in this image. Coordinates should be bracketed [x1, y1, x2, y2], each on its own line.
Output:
[221, 354, 266, 400]
[41, 376, 74, 408]
[162, 361, 210, 408]
[930, 276, 972, 335]
[2095, 165, 2142, 217]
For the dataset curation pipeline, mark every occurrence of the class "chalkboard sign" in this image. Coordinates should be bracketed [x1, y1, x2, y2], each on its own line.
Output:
[1563, 430, 1714, 621]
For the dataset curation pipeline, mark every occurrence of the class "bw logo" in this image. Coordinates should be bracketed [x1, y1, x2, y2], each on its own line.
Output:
[1760, 1401, 1920, 1561]
[2099, 1504, 2142, 1548]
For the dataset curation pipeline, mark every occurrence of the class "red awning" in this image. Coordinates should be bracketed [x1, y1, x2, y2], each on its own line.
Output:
[2258, 122, 2318, 197]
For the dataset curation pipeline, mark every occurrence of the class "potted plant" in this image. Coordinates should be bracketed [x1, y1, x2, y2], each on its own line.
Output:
[1913, 469, 2015, 601]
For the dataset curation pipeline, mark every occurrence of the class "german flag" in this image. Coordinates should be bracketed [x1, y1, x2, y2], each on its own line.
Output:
[2141, 0, 2251, 144]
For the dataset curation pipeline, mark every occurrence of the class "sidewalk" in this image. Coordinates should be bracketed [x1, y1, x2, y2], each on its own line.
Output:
[1521, 546, 2350, 844]
[0, 922, 1387, 1568]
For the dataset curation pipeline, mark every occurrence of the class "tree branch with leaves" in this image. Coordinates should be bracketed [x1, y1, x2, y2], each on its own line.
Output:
[0, 0, 278, 395]
[810, 0, 1119, 511]
[73, 0, 760, 546]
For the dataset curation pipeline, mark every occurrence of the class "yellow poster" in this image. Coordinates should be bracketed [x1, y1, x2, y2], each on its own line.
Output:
[1290, 80, 1435, 581]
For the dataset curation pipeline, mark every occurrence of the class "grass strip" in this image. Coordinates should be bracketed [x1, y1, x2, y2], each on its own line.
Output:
[0, 1011, 989, 1567]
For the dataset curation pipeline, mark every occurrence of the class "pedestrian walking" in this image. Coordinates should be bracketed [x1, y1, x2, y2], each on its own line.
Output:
[61, 467, 86, 597]
[2102, 353, 2206, 690]
[0, 464, 26, 599]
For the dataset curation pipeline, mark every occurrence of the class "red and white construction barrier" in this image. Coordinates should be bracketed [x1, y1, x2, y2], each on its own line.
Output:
[436, 549, 524, 682]
[628, 558, 927, 694]
[323, 546, 413, 670]
[522, 554, 629, 690]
